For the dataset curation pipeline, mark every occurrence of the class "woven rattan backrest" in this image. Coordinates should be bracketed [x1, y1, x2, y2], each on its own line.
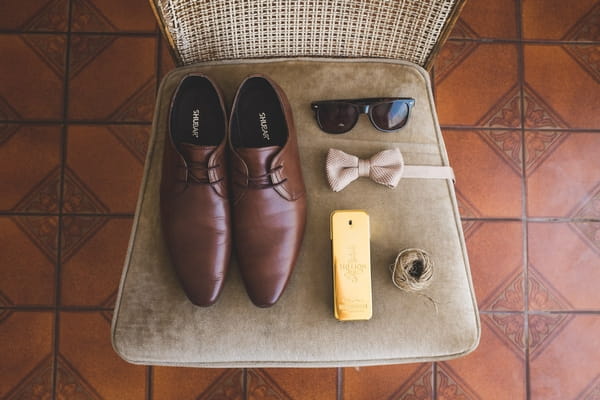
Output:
[151, 0, 465, 69]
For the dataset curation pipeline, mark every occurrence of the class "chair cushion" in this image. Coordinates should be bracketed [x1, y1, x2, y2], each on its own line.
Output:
[111, 58, 480, 367]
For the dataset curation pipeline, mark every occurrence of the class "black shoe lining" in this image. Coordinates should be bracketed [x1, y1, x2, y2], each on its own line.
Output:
[170, 76, 225, 147]
[231, 77, 287, 148]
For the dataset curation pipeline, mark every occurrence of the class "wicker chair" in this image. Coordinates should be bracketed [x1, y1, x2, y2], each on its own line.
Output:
[151, 0, 465, 69]
[111, 0, 480, 368]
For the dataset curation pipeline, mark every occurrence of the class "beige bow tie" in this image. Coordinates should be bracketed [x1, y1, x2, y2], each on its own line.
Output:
[326, 148, 455, 192]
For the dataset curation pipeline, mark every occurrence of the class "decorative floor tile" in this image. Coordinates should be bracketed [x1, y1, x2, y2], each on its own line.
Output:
[461, 220, 484, 241]
[436, 363, 482, 399]
[0, 34, 65, 120]
[571, 181, 600, 220]
[61, 218, 132, 307]
[61, 216, 109, 264]
[439, 314, 525, 399]
[522, 84, 570, 131]
[523, 131, 569, 175]
[563, 44, 600, 84]
[5, 356, 54, 400]
[0, 311, 54, 398]
[527, 132, 600, 217]
[528, 222, 600, 310]
[64, 125, 148, 214]
[0, 0, 68, 31]
[443, 129, 523, 217]
[528, 312, 575, 362]
[343, 363, 432, 400]
[528, 267, 574, 312]
[0, 124, 61, 212]
[55, 354, 104, 400]
[463, 222, 524, 311]
[58, 312, 147, 399]
[259, 368, 337, 399]
[575, 374, 600, 400]
[71, 0, 156, 33]
[68, 35, 156, 121]
[0, 216, 57, 306]
[450, 0, 518, 39]
[524, 45, 600, 129]
[435, 44, 519, 127]
[247, 369, 293, 400]
[529, 315, 600, 400]
[153, 367, 242, 400]
[522, 0, 599, 40]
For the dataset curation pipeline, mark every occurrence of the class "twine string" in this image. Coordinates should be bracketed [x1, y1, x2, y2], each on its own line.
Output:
[389, 248, 438, 312]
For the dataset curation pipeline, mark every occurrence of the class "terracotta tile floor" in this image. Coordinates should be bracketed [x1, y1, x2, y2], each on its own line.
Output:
[1, 0, 599, 399]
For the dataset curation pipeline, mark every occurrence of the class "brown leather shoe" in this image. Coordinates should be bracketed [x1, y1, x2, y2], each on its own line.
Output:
[229, 74, 307, 307]
[160, 74, 231, 307]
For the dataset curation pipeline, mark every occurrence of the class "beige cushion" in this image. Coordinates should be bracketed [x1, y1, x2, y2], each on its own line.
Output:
[111, 58, 480, 367]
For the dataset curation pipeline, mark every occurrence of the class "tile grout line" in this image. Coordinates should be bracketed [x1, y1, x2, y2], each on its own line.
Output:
[337, 367, 343, 400]
[147, 366, 153, 400]
[440, 125, 600, 133]
[0, 212, 136, 218]
[446, 37, 600, 45]
[55, 0, 76, 395]
[515, 1, 531, 399]
[520, 217, 600, 223]
[52, 0, 74, 396]
[432, 362, 437, 400]
[242, 368, 248, 400]
[0, 120, 153, 125]
[0, 305, 115, 311]
[463, 217, 600, 223]
[52, 312, 61, 400]
[0, 29, 158, 37]
[478, 310, 600, 315]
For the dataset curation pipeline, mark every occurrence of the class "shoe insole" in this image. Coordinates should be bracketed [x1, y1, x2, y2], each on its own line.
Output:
[170, 76, 225, 147]
[232, 77, 287, 148]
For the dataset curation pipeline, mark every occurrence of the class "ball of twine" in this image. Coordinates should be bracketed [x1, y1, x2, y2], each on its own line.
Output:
[390, 248, 434, 292]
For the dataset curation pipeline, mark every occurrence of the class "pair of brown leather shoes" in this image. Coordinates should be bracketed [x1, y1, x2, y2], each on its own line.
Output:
[160, 74, 307, 308]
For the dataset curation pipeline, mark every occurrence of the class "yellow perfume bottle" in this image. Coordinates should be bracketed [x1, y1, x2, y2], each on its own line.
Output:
[330, 210, 372, 321]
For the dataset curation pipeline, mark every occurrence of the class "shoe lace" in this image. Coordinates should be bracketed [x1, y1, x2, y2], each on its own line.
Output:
[177, 161, 223, 187]
[241, 165, 288, 189]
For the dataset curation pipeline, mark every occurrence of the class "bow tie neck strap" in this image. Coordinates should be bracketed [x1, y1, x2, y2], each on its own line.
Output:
[402, 165, 455, 182]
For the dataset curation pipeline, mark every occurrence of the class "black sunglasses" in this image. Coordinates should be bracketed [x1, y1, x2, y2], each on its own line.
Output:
[311, 97, 415, 134]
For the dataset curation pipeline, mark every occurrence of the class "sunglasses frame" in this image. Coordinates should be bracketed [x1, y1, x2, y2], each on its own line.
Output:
[311, 97, 415, 134]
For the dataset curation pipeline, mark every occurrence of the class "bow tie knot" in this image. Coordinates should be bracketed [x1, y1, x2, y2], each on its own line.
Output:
[358, 158, 371, 177]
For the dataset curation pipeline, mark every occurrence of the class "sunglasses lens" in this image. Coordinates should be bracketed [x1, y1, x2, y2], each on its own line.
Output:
[371, 101, 410, 131]
[316, 102, 358, 134]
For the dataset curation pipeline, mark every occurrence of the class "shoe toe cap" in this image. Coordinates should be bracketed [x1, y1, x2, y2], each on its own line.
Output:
[181, 277, 224, 307]
[170, 254, 228, 307]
